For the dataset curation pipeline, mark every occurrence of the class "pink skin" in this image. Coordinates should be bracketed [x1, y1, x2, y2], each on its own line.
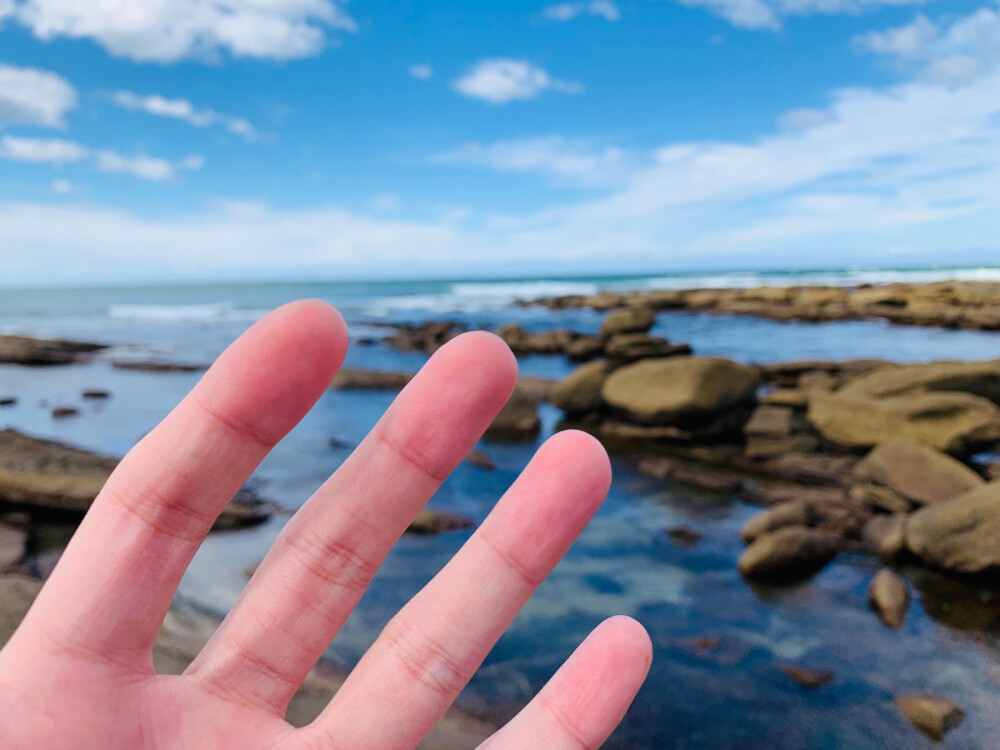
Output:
[0, 300, 651, 750]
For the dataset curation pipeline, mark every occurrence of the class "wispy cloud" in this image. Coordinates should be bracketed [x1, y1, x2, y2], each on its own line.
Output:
[0, 0, 357, 63]
[111, 91, 257, 141]
[408, 63, 434, 80]
[453, 59, 584, 104]
[672, 0, 929, 32]
[0, 135, 203, 181]
[543, 0, 621, 22]
[433, 136, 634, 187]
[0, 63, 76, 128]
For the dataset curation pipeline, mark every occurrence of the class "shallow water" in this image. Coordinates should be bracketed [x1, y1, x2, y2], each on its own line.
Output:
[3, 274, 1000, 748]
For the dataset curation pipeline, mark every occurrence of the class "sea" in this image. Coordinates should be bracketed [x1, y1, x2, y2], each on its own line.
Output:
[3, 265, 1000, 748]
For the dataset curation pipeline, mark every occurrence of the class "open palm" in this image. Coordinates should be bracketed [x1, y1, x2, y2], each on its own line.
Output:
[0, 301, 651, 750]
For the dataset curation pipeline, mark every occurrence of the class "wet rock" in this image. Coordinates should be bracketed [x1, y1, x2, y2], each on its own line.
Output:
[384, 321, 463, 353]
[855, 439, 984, 507]
[81, 389, 110, 400]
[331, 368, 413, 390]
[808, 391, 1000, 456]
[869, 569, 910, 629]
[516, 376, 557, 402]
[603, 334, 691, 363]
[741, 482, 846, 508]
[906, 481, 1000, 575]
[840, 359, 1000, 404]
[0, 334, 107, 366]
[740, 501, 814, 544]
[756, 453, 857, 486]
[602, 357, 761, 426]
[328, 436, 354, 449]
[496, 325, 580, 356]
[51, 406, 79, 418]
[738, 527, 841, 581]
[0, 523, 27, 570]
[0, 575, 43, 646]
[600, 306, 655, 338]
[637, 457, 744, 494]
[780, 666, 834, 689]
[112, 360, 208, 373]
[860, 515, 906, 560]
[665, 526, 704, 547]
[485, 390, 540, 442]
[0, 429, 270, 531]
[465, 450, 496, 470]
[744, 405, 819, 459]
[895, 694, 965, 741]
[550, 361, 611, 415]
[850, 483, 911, 514]
[760, 389, 809, 409]
[0, 397, 16, 407]
[407, 508, 475, 534]
[564, 335, 604, 361]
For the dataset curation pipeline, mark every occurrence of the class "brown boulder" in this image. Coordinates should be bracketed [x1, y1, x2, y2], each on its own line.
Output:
[839, 359, 1000, 404]
[550, 361, 611, 415]
[906, 481, 1000, 574]
[855, 439, 984, 507]
[0, 429, 270, 531]
[895, 694, 965, 741]
[485, 390, 540, 441]
[807, 391, 1000, 456]
[602, 357, 760, 426]
[0, 524, 26, 570]
[600, 307, 655, 338]
[0, 334, 106, 366]
[868, 569, 909, 629]
[738, 527, 841, 581]
[740, 501, 814, 544]
[407, 508, 475, 535]
[331, 368, 413, 390]
[603, 334, 691, 362]
[780, 666, 834, 689]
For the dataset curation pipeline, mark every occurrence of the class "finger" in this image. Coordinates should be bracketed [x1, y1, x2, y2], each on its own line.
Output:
[186, 332, 518, 713]
[15, 300, 347, 664]
[302, 430, 612, 750]
[479, 617, 652, 750]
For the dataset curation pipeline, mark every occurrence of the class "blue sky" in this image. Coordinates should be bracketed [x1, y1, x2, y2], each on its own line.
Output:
[0, 0, 998, 284]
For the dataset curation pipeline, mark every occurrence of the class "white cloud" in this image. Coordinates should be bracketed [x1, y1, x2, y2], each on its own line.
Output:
[673, 0, 928, 31]
[111, 91, 257, 140]
[96, 151, 203, 181]
[0, 63, 77, 128]
[544, 1, 621, 22]
[408, 63, 433, 80]
[453, 59, 584, 104]
[433, 136, 633, 187]
[856, 5, 1000, 84]
[3, 0, 357, 63]
[52, 178, 72, 193]
[0, 135, 203, 181]
[0, 135, 86, 163]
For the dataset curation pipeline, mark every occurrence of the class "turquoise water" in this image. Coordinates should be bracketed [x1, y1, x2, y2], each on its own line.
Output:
[2, 269, 1000, 748]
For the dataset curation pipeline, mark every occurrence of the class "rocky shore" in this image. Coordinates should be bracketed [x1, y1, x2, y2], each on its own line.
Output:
[526, 279, 1000, 331]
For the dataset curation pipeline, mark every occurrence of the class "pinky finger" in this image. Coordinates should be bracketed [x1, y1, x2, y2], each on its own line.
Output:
[480, 617, 652, 750]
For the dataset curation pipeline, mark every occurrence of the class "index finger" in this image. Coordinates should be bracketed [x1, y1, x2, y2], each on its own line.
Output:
[12, 300, 347, 666]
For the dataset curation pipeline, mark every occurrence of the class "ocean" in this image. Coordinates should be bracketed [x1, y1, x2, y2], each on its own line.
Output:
[3, 265, 1000, 748]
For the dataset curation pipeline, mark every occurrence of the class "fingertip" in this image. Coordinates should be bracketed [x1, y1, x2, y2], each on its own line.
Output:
[597, 616, 653, 675]
[542, 429, 613, 497]
[444, 330, 519, 391]
[274, 298, 350, 373]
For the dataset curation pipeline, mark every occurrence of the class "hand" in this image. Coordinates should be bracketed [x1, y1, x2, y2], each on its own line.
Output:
[0, 300, 651, 750]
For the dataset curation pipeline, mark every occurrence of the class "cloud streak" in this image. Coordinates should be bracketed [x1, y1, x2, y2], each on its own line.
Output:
[111, 91, 258, 140]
